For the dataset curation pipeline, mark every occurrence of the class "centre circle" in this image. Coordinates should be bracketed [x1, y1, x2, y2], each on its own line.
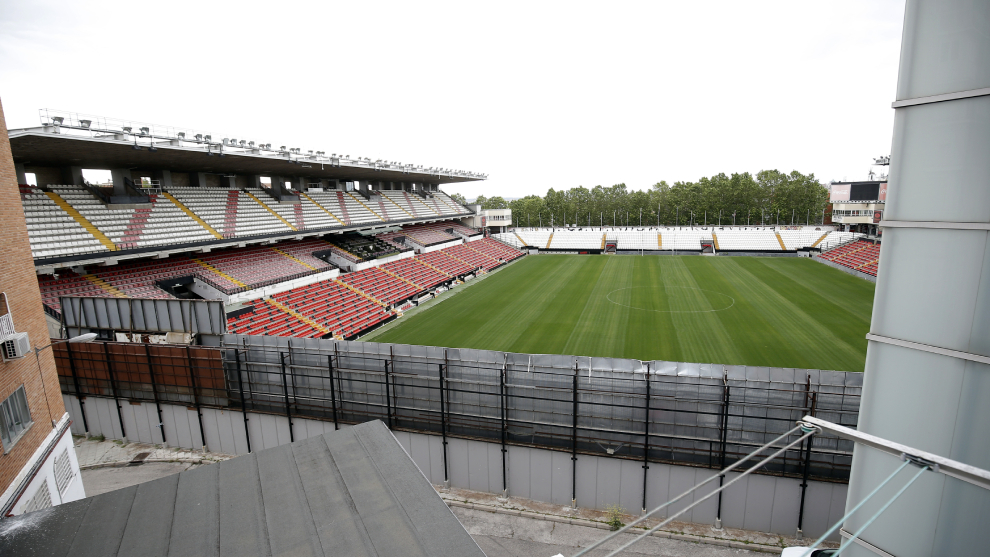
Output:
[605, 285, 736, 313]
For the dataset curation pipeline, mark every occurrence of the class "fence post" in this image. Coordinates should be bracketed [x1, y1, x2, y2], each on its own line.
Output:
[279, 352, 294, 443]
[641, 365, 651, 515]
[144, 344, 166, 445]
[438, 362, 449, 489]
[571, 363, 579, 509]
[715, 380, 730, 529]
[499, 357, 508, 498]
[102, 342, 127, 442]
[328, 355, 339, 430]
[64, 342, 89, 435]
[234, 349, 251, 453]
[186, 346, 207, 452]
[383, 359, 393, 429]
[796, 391, 818, 538]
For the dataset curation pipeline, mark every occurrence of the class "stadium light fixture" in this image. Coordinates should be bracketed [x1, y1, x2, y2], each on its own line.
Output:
[178, 132, 186, 139]
[51, 116, 64, 125]
[140, 127, 150, 136]
[79, 119, 91, 129]
[204, 135, 211, 142]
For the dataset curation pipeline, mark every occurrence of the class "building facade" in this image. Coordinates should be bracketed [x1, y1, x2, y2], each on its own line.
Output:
[828, 180, 887, 235]
[0, 98, 84, 517]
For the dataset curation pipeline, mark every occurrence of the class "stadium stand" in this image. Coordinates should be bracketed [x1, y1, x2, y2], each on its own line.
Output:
[20, 185, 112, 258]
[50, 185, 219, 249]
[471, 237, 526, 263]
[20, 182, 471, 264]
[339, 265, 421, 305]
[36, 241, 338, 312]
[714, 229, 782, 251]
[379, 222, 460, 247]
[513, 228, 553, 248]
[819, 239, 881, 276]
[381, 257, 448, 290]
[417, 249, 472, 277]
[328, 233, 406, 261]
[547, 229, 602, 250]
[381, 191, 439, 218]
[228, 278, 393, 338]
[502, 227, 850, 252]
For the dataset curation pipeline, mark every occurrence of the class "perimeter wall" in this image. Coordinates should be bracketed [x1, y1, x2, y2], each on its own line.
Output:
[57, 334, 862, 540]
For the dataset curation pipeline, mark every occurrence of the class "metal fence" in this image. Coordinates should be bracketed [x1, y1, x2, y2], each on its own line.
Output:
[56, 335, 861, 487]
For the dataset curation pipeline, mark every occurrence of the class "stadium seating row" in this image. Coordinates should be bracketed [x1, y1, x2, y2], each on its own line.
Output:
[225, 237, 524, 339]
[36, 238, 336, 311]
[819, 239, 881, 276]
[505, 227, 850, 252]
[21, 184, 472, 259]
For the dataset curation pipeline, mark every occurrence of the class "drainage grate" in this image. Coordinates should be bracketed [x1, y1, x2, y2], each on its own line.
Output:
[128, 452, 151, 466]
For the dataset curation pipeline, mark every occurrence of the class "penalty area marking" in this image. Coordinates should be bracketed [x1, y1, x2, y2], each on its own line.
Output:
[605, 285, 736, 313]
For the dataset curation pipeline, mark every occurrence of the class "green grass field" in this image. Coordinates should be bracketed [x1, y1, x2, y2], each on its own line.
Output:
[371, 255, 875, 371]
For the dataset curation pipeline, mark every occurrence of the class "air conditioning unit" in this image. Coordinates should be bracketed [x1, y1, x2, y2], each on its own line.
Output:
[1, 332, 30, 362]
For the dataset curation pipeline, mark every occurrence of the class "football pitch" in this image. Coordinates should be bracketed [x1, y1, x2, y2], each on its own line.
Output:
[370, 255, 875, 371]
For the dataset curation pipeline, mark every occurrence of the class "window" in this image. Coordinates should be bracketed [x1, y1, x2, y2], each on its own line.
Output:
[54, 448, 76, 495]
[23, 480, 52, 513]
[0, 386, 32, 452]
[24, 172, 37, 187]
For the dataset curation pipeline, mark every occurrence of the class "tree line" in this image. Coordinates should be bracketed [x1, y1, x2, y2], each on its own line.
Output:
[453, 170, 830, 228]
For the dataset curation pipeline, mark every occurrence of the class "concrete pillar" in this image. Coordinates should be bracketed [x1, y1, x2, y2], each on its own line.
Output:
[151, 170, 173, 189]
[842, 2, 990, 556]
[189, 172, 208, 188]
[110, 168, 131, 195]
[270, 176, 291, 197]
[245, 175, 262, 189]
[224, 175, 237, 189]
[357, 180, 370, 199]
[14, 163, 27, 184]
[60, 166, 84, 186]
[294, 176, 308, 191]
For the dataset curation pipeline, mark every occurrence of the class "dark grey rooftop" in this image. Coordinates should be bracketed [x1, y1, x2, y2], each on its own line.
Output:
[0, 421, 485, 557]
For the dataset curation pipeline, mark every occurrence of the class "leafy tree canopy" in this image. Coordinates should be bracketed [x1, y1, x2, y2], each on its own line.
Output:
[482, 170, 829, 227]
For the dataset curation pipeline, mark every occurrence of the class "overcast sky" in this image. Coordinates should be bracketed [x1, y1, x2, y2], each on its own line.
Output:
[0, 1, 905, 199]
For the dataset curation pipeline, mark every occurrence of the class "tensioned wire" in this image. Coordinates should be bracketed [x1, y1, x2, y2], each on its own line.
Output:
[830, 465, 929, 556]
[798, 459, 912, 557]
[572, 423, 815, 557]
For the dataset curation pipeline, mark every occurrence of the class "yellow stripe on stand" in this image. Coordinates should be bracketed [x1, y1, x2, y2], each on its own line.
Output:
[44, 191, 118, 250]
[266, 298, 332, 335]
[345, 192, 384, 220]
[300, 192, 346, 226]
[162, 192, 223, 239]
[244, 191, 297, 231]
[83, 274, 126, 297]
[193, 259, 248, 288]
[271, 247, 317, 270]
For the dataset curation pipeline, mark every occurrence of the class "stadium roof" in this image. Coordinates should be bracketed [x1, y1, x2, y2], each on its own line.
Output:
[0, 421, 485, 557]
[9, 110, 485, 185]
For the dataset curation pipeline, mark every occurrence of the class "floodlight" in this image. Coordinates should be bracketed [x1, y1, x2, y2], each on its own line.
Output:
[79, 119, 91, 129]
[222, 138, 229, 145]
[195, 134, 203, 141]
[122, 126, 132, 133]
[204, 135, 211, 141]
[178, 132, 186, 139]
[140, 127, 150, 135]
[52, 116, 64, 125]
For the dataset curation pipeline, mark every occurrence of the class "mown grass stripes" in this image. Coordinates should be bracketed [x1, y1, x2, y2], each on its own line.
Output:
[371, 255, 874, 371]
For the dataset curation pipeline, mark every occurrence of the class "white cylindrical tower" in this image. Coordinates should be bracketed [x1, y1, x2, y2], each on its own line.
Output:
[843, 1, 990, 556]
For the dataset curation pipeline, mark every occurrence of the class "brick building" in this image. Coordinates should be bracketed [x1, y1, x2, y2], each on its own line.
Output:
[0, 98, 84, 516]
